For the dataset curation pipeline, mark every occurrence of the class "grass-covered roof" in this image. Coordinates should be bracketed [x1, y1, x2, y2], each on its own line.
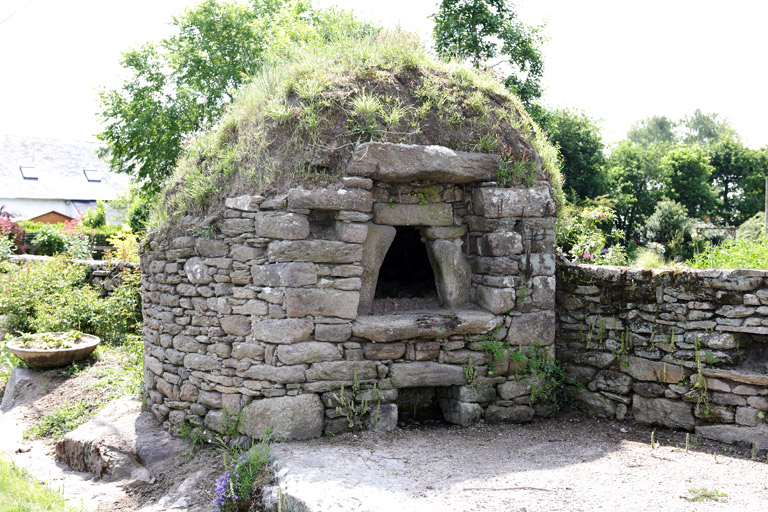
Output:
[156, 30, 562, 231]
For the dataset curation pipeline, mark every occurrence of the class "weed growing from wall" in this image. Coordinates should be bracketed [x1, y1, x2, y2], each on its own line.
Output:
[327, 370, 383, 430]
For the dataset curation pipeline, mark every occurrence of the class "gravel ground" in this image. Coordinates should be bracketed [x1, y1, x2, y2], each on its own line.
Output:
[272, 412, 768, 512]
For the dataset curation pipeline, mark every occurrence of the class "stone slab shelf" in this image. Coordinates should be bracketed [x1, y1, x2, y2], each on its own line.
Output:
[701, 368, 768, 387]
[716, 325, 768, 336]
[352, 309, 499, 342]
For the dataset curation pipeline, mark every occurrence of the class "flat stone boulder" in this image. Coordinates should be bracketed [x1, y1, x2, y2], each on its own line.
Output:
[566, 388, 617, 419]
[251, 262, 317, 287]
[277, 342, 342, 365]
[505, 311, 555, 346]
[476, 285, 515, 314]
[183, 257, 212, 284]
[305, 361, 377, 381]
[240, 394, 324, 441]
[347, 142, 498, 183]
[251, 318, 314, 344]
[55, 397, 187, 482]
[287, 187, 372, 212]
[695, 423, 768, 450]
[422, 225, 467, 240]
[620, 356, 684, 384]
[472, 185, 555, 218]
[632, 395, 695, 431]
[353, 310, 498, 342]
[485, 405, 535, 424]
[389, 362, 465, 388]
[255, 212, 309, 240]
[1, 367, 48, 412]
[268, 240, 362, 263]
[285, 289, 360, 320]
[702, 368, 768, 386]
[438, 399, 482, 426]
[373, 203, 453, 226]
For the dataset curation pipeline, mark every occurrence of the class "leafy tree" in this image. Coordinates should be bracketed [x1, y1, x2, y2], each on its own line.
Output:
[97, 0, 365, 194]
[432, 0, 544, 110]
[660, 145, 717, 219]
[605, 142, 669, 240]
[682, 109, 735, 145]
[626, 116, 676, 147]
[543, 109, 606, 201]
[708, 137, 760, 225]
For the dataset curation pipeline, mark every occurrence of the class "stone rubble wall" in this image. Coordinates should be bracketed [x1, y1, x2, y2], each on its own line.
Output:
[140, 143, 557, 440]
[557, 262, 768, 449]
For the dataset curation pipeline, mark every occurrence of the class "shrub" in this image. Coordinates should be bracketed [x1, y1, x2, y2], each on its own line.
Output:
[556, 203, 628, 265]
[81, 200, 107, 229]
[0, 257, 141, 344]
[63, 220, 93, 260]
[643, 199, 693, 260]
[105, 232, 139, 262]
[0, 236, 15, 261]
[0, 206, 25, 252]
[32, 224, 66, 255]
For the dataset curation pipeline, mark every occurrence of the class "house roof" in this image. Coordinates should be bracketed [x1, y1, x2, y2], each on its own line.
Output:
[0, 135, 131, 201]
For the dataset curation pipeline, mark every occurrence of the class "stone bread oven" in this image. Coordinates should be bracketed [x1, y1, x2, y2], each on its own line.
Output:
[141, 142, 557, 440]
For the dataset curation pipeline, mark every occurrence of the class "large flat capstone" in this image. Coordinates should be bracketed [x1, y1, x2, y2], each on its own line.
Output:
[347, 142, 499, 183]
[240, 394, 324, 441]
[352, 310, 498, 342]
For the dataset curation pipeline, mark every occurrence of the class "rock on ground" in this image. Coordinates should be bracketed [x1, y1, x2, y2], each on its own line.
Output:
[56, 397, 189, 484]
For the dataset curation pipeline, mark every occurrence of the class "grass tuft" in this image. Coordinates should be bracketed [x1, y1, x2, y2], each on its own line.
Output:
[0, 454, 86, 511]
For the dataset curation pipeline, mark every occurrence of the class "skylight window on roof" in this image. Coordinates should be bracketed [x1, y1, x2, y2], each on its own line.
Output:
[19, 166, 38, 180]
[83, 169, 101, 183]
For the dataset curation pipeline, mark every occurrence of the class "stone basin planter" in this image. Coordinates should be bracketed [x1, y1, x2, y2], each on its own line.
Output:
[6, 333, 100, 368]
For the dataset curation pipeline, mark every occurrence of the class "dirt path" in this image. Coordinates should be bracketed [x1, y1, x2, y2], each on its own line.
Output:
[0, 365, 222, 512]
[271, 414, 768, 512]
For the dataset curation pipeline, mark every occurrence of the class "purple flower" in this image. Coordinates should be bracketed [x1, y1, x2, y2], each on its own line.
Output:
[601, 248, 609, 254]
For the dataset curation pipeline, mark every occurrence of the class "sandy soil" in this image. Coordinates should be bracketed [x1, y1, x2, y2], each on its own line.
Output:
[272, 413, 768, 512]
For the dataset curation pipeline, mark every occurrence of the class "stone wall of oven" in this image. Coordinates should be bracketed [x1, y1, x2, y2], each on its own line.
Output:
[140, 143, 558, 440]
[557, 263, 768, 449]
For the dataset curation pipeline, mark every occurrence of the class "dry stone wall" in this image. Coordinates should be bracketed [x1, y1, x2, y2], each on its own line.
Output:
[141, 143, 557, 440]
[557, 262, 768, 449]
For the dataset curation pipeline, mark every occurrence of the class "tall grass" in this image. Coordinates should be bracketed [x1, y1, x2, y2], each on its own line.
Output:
[688, 237, 768, 269]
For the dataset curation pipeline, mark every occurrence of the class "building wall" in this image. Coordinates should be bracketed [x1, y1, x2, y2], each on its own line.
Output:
[140, 145, 558, 441]
[557, 262, 768, 449]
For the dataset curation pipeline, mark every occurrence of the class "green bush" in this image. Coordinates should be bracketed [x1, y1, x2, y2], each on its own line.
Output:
[688, 237, 768, 269]
[32, 224, 66, 255]
[81, 200, 107, 229]
[0, 236, 14, 261]
[0, 257, 141, 344]
[556, 203, 628, 265]
[643, 199, 694, 260]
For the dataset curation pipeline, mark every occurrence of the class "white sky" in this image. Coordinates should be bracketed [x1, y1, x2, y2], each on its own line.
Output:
[1, 0, 766, 148]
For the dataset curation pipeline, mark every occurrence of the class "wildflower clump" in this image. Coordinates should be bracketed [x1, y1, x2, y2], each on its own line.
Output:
[212, 434, 273, 512]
